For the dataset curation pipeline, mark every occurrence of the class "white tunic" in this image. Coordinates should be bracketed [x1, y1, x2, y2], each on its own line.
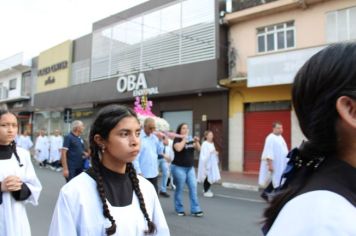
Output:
[0, 148, 42, 236]
[35, 136, 50, 162]
[16, 135, 33, 151]
[197, 141, 221, 184]
[258, 133, 288, 188]
[49, 135, 63, 163]
[267, 191, 356, 236]
[49, 173, 170, 236]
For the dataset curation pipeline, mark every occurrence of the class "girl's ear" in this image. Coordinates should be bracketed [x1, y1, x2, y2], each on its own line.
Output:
[336, 96, 356, 129]
[93, 134, 104, 146]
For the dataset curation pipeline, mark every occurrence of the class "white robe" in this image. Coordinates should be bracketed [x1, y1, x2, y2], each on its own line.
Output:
[0, 148, 42, 236]
[267, 191, 356, 235]
[197, 141, 221, 184]
[258, 133, 288, 188]
[16, 135, 33, 151]
[49, 135, 63, 163]
[35, 136, 50, 162]
[49, 173, 170, 236]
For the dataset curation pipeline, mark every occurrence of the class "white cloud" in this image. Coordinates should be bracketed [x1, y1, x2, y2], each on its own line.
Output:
[0, 0, 149, 60]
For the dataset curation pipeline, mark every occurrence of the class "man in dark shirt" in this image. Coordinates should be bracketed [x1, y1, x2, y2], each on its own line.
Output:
[61, 120, 87, 182]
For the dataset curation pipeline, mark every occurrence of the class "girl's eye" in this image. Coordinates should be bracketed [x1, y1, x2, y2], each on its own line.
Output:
[120, 132, 129, 137]
[135, 131, 140, 137]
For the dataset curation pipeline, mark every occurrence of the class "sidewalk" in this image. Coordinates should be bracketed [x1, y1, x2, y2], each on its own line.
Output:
[219, 171, 260, 192]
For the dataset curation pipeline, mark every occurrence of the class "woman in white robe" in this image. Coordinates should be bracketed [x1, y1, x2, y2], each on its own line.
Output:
[197, 131, 221, 197]
[49, 104, 170, 236]
[35, 130, 50, 166]
[0, 111, 42, 236]
[49, 130, 63, 163]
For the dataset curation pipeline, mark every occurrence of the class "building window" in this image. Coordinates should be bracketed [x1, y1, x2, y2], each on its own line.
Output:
[9, 78, 17, 90]
[257, 21, 295, 53]
[326, 6, 356, 43]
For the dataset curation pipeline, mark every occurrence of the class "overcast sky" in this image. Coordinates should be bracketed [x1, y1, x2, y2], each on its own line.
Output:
[0, 0, 149, 60]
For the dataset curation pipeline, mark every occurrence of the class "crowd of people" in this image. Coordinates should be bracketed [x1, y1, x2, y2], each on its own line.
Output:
[1, 42, 355, 235]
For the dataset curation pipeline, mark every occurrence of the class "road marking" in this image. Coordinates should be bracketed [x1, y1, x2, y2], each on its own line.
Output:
[215, 193, 265, 203]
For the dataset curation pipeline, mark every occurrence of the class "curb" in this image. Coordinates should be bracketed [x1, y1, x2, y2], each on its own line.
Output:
[221, 182, 259, 192]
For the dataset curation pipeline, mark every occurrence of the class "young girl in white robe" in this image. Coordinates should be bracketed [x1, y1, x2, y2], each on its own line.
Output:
[197, 130, 221, 197]
[49, 104, 170, 236]
[0, 110, 42, 236]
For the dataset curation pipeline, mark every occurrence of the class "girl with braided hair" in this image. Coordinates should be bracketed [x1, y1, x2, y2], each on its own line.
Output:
[0, 110, 42, 235]
[49, 104, 169, 236]
[263, 43, 356, 235]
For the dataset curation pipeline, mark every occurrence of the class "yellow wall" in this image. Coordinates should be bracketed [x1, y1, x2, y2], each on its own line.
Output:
[37, 40, 72, 93]
[229, 84, 292, 116]
[228, 0, 356, 75]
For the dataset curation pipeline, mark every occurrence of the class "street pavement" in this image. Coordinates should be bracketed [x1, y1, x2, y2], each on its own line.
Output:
[27, 163, 266, 236]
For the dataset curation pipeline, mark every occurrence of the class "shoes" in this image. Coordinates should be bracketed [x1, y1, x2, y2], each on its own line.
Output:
[177, 212, 186, 216]
[159, 191, 170, 198]
[203, 191, 214, 197]
[49, 166, 56, 171]
[56, 167, 63, 172]
[260, 192, 269, 201]
[191, 211, 204, 217]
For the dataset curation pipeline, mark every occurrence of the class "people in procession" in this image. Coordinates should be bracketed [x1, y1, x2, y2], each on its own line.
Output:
[133, 117, 164, 193]
[258, 122, 289, 201]
[49, 104, 170, 236]
[263, 43, 356, 235]
[34, 129, 50, 167]
[197, 130, 221, 197]
[0, 110, 42, 235]
[171, 123, 203, 217]
[61, 120, 87, 182]
[16, 130, 33, 152]
[49, 129, 63, 171]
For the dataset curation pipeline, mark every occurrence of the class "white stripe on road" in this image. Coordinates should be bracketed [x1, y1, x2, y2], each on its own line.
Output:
[214, 193, 265, 203]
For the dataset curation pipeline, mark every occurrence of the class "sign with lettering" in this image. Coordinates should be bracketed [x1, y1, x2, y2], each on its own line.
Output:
[38, 61, 68, 77]
[116, 73, 159, 96]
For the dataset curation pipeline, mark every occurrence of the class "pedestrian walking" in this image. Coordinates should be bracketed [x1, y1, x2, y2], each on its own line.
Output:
[0, 110, 42, 236]
[263, 43, 356, 235]
[158, 136, 173, 198]
[49, 104, 170, 236]
[49, 129, 63, 171]
[197, 130, 221, 197]
[171, 123, 203, 217]
[34, 129, 50, 167]
[61, 120, 87, 182]
[16, 130, 33, 151]
[258, 121, 288, 201]
[133, 117, 163, 193]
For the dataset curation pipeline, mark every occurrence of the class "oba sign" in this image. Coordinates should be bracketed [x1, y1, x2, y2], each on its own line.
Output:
[116, 73, 159, 96]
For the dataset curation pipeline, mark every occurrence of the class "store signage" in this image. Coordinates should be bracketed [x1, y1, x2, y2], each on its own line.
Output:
[38, 60, 68, 77]
[44, 76, 56, 85]
[116, 73, 159, 96]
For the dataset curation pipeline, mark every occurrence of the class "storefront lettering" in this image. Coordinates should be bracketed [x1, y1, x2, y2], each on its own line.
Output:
[44, 76, 56, 85]
[117, 73, 148, 92]
[116, 73, 159, 96]
[38, 61, 68, 76]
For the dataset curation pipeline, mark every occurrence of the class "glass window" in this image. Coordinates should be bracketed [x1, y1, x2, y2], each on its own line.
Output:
[267, 34, 274, 51]
[257, 21, 295, 53]
[257, 35, 265, 52]
[9, 78, 16, 90]
[326, 6, 356, 43]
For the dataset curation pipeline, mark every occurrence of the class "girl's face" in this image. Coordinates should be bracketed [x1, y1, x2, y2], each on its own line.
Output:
[206, 132, 213, 141]
[0, 113, 18, 145]
[180, 124, 189, 135]
[101, 117, 141, 169]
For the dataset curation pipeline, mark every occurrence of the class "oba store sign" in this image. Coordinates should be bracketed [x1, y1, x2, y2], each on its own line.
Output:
[116, 73, 159, 96]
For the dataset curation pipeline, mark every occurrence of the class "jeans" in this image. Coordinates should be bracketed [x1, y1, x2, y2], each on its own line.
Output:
[158, 158, 169, 193]
[171, 164, 202, 213]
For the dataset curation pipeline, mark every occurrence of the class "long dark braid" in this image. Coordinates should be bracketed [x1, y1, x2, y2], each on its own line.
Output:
[90, 145, 116, 235]
[126, 162, 156, 234]
[11, 140, 23, 167]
